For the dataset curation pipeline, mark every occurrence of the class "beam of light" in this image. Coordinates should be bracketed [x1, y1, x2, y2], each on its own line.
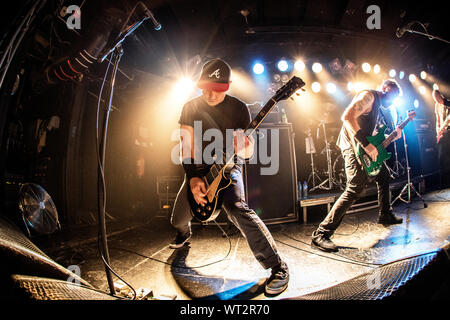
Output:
[389, 69, 396, 78]
[399, 71, 405, 79]
[353, 82, 367, 92]
[326, 82, 336, 94]
[294, 60, 305, 72]
[409, 74, 417, 83]
[252, 62, 264, 75]
[312, 62, 322, 73]
[277, 60, 289, 72]
[362, 62, 371, 73]
[420, 71, 427, 80]
[373, 64, 381, 74]
[311, 82, 321, 93]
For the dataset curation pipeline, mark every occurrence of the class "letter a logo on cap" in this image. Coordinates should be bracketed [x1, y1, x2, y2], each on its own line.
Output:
[209, 69, 221, 78]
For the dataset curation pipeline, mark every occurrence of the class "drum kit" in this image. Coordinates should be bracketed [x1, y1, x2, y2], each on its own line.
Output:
[305, 112, 345, 192]
[305, 109, 407, 193]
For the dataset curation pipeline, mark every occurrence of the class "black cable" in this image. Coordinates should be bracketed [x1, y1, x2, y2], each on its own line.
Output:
[94, 51, 136, 300]
[109, 220, 233, 270]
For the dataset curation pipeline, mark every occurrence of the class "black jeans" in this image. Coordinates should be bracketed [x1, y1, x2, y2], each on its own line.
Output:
[314, 148, 391, 238]
[170, 167, 282, 269]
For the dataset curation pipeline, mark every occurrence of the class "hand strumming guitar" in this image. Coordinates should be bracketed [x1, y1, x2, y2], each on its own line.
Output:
[189, 177, 207, 206]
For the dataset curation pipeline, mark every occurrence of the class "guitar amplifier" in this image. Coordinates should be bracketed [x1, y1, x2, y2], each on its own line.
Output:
[243, 123, 299, 224]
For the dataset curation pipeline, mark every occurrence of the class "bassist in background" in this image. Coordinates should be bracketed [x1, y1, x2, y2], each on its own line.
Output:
[432, 89, 450, 188]
[311, 79, 404, 252]
[169, 58, 289, 295]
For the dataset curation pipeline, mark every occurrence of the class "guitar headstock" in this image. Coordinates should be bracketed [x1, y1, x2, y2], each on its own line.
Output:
[407, 109, 417, 120]
[273, 76, 306, 102]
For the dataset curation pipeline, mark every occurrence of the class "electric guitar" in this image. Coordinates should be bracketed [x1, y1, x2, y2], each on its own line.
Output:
[188, 76, 305, 222]
[356, 110, 416, 177]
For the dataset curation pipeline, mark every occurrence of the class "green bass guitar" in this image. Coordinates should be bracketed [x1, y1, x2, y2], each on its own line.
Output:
[357, 110, 416, 176]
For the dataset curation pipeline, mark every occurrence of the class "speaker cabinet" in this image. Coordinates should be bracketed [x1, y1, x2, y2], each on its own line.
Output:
[416, 131, 439, 176]
[243, 123, 298, 224]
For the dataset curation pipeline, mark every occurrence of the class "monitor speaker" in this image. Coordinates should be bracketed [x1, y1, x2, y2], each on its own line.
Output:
[243, 123, 298, 224]
[416, 132, 439, 176]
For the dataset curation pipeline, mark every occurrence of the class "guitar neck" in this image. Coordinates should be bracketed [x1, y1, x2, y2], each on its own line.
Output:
[381, 118, 411, 148]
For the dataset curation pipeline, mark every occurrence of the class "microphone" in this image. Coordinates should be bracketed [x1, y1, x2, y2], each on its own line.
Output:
[396, 21, 414, 38]
[142, 6, 161, 30]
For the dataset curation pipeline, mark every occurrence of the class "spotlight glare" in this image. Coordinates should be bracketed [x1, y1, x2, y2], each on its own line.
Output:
[252, 63, 264, 75]
[362, 62, 371, 73]
[373, 64, 380, 74]
[414, 99, 419, 108]
[311, 82, 321, 93]
[354, 82, 366, 92]
[389, 69, 396, 77]
[409, 74, 416, 82]
[399, 71, 405, 79]
[312, 63, 322, 73]
[419, 86, 426, 95]
[420, 71, 427, 80]
[433, 83, 439, 90]
[347, 82, 353, 91]
[326, 82, 336, 94]
[393, 97, 402, 107]
[277, 60, 289, 72]
[294, 60, 305, 72]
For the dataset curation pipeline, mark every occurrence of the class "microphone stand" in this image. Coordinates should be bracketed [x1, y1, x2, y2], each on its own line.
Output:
[96, 14, 157, 296]
[403, 22, 450, 45]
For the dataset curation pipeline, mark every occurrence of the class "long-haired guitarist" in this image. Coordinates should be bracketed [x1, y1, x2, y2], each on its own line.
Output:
[432, 89, 450, 188]
[311, 79, 404, 252]
[169, 58, 289, 295]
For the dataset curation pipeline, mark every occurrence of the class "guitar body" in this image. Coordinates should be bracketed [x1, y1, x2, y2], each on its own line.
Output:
[187, 169, 232, 222]
[356, 126, 392, 177]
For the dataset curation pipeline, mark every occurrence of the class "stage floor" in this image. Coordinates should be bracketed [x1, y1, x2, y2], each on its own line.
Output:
[37, 188, 450, 300]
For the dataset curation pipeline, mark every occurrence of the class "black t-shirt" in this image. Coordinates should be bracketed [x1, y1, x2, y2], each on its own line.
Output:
[178, 94, 251, 170]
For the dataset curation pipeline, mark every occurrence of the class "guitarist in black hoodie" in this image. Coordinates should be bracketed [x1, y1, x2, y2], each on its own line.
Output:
[169, 58, 289, 295]
[311, 79, 404, 252]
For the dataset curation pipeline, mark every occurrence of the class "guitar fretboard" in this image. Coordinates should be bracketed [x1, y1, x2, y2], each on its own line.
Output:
[381, 117, 412, 148]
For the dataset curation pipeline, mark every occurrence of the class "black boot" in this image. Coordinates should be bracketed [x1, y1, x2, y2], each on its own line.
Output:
[265, 261, 289, 295]
[378, 211, 403, 225]
[311, 230, 338, 252]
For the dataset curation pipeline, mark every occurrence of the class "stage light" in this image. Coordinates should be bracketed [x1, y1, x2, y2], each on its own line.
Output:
[294, 60, 305, 72]
[252, 63, 264, 75]
[399, 71, 405, 79]
[414, 99, 419, 108]
[326, 82, 336, 94]
[311, 82, 321, 92]
[172, 77, 194, 102]
[362, 63, 371, 73]
[393, 97, 402, 107]
[347, 82, 354, 91]
[409, 74, 416, 82]
[312, 63, 322, 73]
[373, 64, 380, 74]
[420, 71, 427, 80]
[433, 83, 439, 90]
[354, 82, 366, 92]
[419, 86, 426, 95]
[389, 69, 396, 77]
[273, 74, 281, 82]
[277, 60, 289, 72]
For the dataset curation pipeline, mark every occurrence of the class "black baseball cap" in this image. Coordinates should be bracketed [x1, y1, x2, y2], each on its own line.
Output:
[197, 58, 231, 92]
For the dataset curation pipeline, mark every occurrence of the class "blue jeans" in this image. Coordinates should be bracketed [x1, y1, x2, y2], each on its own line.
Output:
[170, 167, 282, 269]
